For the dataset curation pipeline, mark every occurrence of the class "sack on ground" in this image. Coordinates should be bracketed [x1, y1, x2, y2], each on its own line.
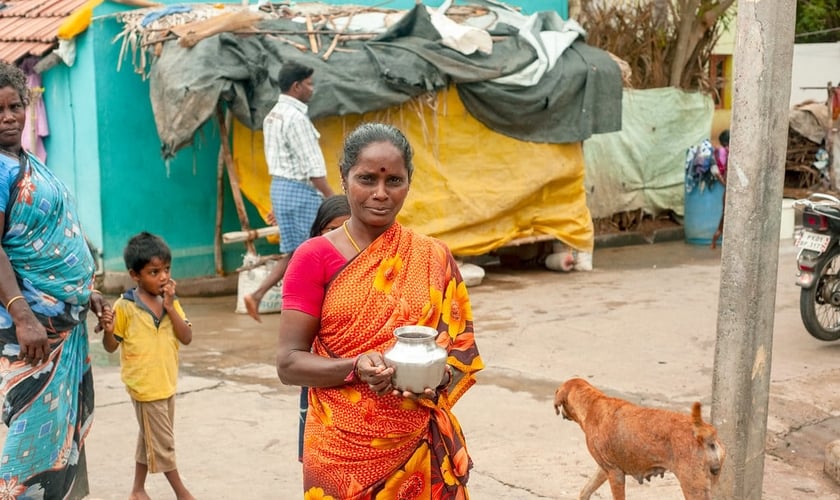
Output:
[235, 259, 283, 314]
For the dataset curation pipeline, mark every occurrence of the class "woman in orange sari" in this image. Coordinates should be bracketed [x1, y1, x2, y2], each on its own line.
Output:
[276, 122, 483, 499]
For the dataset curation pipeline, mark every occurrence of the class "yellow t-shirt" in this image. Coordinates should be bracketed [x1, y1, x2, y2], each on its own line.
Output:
[112, 289, 189, 402]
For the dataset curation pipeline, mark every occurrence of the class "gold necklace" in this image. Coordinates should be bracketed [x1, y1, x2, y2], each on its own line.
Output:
[343, 221, 362, 253]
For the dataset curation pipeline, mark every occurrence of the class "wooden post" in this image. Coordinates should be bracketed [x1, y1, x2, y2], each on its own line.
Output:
[214, 127, 226, 276]
[215, 104, 256, 256]
[711, 1, 796, 498]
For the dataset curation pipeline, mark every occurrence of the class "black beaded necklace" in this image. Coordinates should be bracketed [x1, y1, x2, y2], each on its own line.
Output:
[0, 146, 22, 160]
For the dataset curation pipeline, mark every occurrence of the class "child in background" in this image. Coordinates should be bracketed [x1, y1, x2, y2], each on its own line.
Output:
[711, 129, 730, 249]
[100, 232, 195, 500]
[296, 194, 350, 462]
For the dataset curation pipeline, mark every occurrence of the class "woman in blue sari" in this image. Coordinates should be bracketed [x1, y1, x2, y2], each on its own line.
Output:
[0, 61, 107, 499]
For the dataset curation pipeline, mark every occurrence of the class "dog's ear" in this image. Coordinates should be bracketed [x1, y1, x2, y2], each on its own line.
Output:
[554, 385, 567, 416]
[692, 402, 703, 441]
[691, 402, 703, 424]
[691, 402, 722, 447]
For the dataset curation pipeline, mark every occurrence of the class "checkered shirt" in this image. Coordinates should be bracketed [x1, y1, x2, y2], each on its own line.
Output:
[263, 94, 327, 181]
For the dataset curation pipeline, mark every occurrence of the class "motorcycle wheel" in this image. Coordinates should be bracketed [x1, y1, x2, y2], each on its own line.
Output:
[800, 244, 840, 341]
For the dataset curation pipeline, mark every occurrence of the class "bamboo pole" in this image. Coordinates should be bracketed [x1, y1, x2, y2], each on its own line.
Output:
[215, 104, 256, 256]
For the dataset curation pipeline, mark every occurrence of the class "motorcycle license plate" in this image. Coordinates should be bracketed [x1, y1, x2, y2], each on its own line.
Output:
[796, 231, 832, 253]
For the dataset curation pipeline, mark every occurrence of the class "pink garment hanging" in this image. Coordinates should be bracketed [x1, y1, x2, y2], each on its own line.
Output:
[21, 71, 49, 162]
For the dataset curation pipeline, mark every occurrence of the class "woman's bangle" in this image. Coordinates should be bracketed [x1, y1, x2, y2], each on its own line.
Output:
[5, 295, 24, 310]
[344, 354, 362, 383]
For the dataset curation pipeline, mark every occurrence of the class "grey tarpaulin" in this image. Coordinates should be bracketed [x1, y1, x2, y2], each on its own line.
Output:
[147, 4, 622, 158]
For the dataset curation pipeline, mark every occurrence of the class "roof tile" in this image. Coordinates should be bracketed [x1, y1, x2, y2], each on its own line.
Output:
[0, 0, 84, 63]
[0, 40, 53, 62]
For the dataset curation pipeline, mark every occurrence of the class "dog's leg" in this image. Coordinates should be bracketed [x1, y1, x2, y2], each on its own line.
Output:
[677, 484, 712, 500]
[605, 470, 627, 500]
[579, 466, 607, 500]
[675, 474, 713, 500]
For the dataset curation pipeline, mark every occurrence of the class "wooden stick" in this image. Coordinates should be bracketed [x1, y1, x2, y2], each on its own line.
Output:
[332, 33, 375, 41]
[215, 104, 256, 256]
[141, 35, 177, 47]
[267, 34, 309, 51]
[305, 15, 319, 53]
[175, 11, 263, 48]
[322, 34, 341, 61]
[214, 143, 225, 274]
[214, 110, 229, 276]
[314, 16, 328, 51]
[322, 11, 353, 61]
[222, 226, 279, 244]
[235, 30, 378, 36]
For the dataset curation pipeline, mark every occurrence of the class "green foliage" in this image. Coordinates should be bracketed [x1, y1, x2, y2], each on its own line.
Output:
[796, 0, 840, 43]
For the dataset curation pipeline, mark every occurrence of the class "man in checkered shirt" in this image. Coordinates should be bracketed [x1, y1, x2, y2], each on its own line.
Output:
[244, 61, 334, 322]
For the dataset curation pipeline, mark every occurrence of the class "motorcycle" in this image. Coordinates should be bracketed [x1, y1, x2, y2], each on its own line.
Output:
[794, 193, 840, 341]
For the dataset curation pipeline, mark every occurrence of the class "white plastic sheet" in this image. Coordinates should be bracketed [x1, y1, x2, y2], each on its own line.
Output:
[583, 88, 714, 218]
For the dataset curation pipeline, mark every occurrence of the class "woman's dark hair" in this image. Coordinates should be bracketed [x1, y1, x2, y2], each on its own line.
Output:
[719, 129, 730, 147]
[0, 62, 29, 105]
[123, 231, 172, 273]
[278, 61, 314, 93]
[310, 195, 350, 238]
[338, 123, 414, 181]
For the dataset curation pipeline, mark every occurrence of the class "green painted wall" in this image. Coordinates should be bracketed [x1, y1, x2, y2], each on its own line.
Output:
[41, 0, 568, 281]
[41, 32, 101, 251]
[44, 11, 272, 281]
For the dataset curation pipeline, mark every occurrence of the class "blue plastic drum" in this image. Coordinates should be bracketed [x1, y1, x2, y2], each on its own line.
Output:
[684, 182, 725, 245]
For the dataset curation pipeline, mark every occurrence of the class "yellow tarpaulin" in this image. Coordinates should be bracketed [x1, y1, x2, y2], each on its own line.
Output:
[231, 87, 593, 256]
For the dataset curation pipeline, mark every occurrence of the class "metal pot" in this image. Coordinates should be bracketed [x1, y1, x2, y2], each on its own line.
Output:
[383, 325, 448, 393]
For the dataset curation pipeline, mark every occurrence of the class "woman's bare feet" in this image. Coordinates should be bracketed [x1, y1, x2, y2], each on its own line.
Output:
[243, 293, 262, 322]
[129, 490, 151, 500]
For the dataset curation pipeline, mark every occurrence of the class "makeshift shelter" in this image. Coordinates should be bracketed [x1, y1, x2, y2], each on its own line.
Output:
[116, 0, 623, 258]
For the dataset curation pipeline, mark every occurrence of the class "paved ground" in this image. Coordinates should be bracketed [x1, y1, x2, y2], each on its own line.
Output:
[5, 237, 840, 499]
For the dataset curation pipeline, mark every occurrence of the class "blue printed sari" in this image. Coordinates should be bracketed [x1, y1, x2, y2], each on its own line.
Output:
[0, 151, 96, 499]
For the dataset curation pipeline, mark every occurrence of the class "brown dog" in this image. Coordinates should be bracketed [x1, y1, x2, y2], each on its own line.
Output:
[554, 378, 725, 500]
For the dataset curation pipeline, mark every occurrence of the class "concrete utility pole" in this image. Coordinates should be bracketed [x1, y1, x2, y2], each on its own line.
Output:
[711, 1, 797, 499]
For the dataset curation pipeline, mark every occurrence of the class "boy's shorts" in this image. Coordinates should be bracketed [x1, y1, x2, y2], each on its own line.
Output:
[133, 396, 177, 473]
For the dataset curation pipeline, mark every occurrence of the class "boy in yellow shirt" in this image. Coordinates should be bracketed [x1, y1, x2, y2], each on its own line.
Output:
[100, 232, 195, 500]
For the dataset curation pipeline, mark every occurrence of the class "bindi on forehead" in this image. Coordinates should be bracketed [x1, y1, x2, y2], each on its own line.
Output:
[380, 167, 386, 172]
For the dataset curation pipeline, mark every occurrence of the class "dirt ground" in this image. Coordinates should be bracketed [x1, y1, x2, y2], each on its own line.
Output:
[3, 239, 840, 499]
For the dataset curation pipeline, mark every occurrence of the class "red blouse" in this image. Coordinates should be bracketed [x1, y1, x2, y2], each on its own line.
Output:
[282, 236, 348, 317]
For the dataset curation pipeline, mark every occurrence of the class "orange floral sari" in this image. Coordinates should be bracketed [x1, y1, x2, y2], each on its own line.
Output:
[303, 223, 483, 500]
